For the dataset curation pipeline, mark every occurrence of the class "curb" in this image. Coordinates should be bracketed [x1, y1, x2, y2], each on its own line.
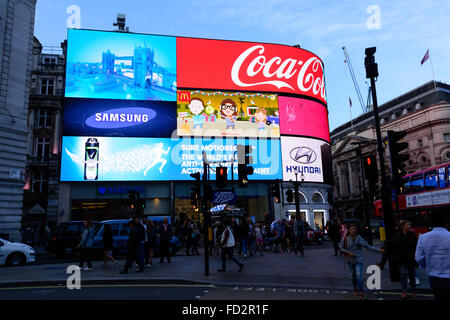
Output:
[0, 278, 213, 289]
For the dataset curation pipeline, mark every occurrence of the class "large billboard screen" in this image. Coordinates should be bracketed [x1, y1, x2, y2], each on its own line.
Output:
[280, 136, 331, 183]
[177, 90, 280, 138]
[62, 29, 331, 184]
[65, 29, 177, 101]
[177, 37, 326, 105]
[61, 136, 282, 181]
[63, 98, 177, 137]
[278, 96, 330, 142]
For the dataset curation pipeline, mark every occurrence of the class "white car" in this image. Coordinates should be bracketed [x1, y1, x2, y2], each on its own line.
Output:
[0, 238, 35, 266]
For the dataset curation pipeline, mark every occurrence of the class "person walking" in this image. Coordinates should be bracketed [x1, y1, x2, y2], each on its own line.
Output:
[255, 223, 264, 256]
[284, 220, 294, 253]
[159, 218, 172, 263]
[217, 219, 244, 273]
[339, 224, 385, 300]
[293, 214, 306, 257]
[329, 218, 342, 256]
[385, 220, 418, 299]
[248, 219, 256, 256]
[145, 220, 156, 267]
[78, 220, 96, 271]
[184, 220, 193, 256]
[340, 222, 348, 240]
[191, 223, 201, 256]
[120, 219, 145, 273]
[238, 219, 250, 258]
[415, 211, 450, 301]
[102, 224, 117, 268]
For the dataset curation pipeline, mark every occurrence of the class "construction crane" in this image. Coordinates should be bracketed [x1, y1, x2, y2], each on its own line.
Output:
[342, 46, 372, 113]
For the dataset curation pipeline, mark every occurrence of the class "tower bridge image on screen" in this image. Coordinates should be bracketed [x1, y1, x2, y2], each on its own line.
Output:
[65, 29, 176, 101]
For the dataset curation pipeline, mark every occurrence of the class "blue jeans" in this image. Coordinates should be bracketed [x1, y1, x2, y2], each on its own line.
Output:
[241, 237, 249, 256]
[348, 263, 364, 292]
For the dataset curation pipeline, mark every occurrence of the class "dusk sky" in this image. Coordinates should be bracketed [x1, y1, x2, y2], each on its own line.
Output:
[34, 0, 450, 131]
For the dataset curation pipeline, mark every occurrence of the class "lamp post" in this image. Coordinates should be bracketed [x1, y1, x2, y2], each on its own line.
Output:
[292, 167, 305, 220]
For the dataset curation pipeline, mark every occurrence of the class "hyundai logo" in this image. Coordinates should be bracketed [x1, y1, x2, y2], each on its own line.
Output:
[290, 146, 317, 164]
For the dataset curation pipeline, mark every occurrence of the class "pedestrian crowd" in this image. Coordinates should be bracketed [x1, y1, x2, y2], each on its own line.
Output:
[69, 210, 449, 301]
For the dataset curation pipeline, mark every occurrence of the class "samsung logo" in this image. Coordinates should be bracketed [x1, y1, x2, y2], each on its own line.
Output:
[95, 113, 149, 123]
[86, 107, 156, 129]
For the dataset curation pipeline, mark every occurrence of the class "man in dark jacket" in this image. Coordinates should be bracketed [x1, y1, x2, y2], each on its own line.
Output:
[385, 220, 418, 299]
[120, 219, 145, 273]
[159, 218, 172, 263]
[329, 218, 342, 256]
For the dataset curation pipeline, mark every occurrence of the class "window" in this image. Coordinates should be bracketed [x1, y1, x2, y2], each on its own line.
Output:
[37, 109, 52, 128]
[120, 223, 130, 236]
[43, 57, 57, 65]
[418, 139, 423, 147]
[32, 170, 48, 194]
[65, 223, 81, 236]
[36, 137, 50, 159]
[446, 152, 450, 160]
[402, 178, 412, 194]
[448, 166, 450, 187]
[444, 133, 450, 143]
[410, 174, 424, 192]
[312, 193, 324, 203]
[40, 79, 54, 95]
[438, 167, 446, 188]
[424, 170, 438, 190]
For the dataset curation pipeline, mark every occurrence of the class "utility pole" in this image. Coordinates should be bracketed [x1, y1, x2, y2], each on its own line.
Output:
[364, 47, 395, 241]
[202, 152, 210, 276]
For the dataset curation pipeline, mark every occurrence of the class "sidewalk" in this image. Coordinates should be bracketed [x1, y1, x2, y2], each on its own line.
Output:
[0, 241, 430, 291]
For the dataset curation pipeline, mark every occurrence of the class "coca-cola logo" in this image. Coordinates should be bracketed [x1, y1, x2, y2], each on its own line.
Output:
[231, 45, 326, 101]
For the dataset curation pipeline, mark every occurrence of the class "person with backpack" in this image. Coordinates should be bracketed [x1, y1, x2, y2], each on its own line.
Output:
[77, 220, 96, 271]
[339, 224, 385, 300]
[217, 219, 244, 273]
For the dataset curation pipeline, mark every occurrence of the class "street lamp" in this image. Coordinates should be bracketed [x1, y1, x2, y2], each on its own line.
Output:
[292, 168, 305, 221]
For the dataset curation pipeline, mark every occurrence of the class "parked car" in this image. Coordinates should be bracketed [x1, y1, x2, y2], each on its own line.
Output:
[92, 220, 181, 258]
[0, 238, 35, 266]
[47, 221, 101, 257]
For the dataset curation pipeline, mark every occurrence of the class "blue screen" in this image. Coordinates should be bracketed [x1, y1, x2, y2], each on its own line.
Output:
[61, 136, 282, 181]
[65, 29, 176, 101]
[63, 98, 177, 138]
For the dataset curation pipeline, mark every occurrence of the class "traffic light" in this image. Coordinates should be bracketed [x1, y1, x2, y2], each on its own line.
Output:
[270, 183, 280, 203]
[237, 145, 254, 188]
[363, 155, 378, 184]
[190, 172, 201, 210]
[387, 130, 409, 190]
[286, 189, 294, 203]
[216, 166, 228, 188]
[128, 189, 136, 209]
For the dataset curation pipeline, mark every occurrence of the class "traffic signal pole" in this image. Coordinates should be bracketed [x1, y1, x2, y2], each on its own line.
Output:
[365, 47, 395, 241]
[355, 144, 373, 245]
[203, 157, 210, 276]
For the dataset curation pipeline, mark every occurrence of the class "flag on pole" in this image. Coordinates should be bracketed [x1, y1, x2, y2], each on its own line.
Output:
[421, 49, 429, 65]
[349, 97, 352, 107]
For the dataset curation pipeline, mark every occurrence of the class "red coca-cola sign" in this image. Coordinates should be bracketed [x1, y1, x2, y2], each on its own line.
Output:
[177, 37, 326, 105]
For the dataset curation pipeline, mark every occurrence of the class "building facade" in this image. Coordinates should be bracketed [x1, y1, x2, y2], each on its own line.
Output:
[0, 0, 37, 241]
[331, 81, 450, 220]
[22, 37, 66, 228]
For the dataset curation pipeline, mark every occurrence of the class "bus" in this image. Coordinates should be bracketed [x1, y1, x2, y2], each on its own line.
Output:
[374, 161, 450, 236]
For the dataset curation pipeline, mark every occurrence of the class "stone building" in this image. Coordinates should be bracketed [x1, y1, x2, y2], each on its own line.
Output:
[331, 81, 450, 219]
[0, 0, 37, 241]
[22, 37, 66, 228]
